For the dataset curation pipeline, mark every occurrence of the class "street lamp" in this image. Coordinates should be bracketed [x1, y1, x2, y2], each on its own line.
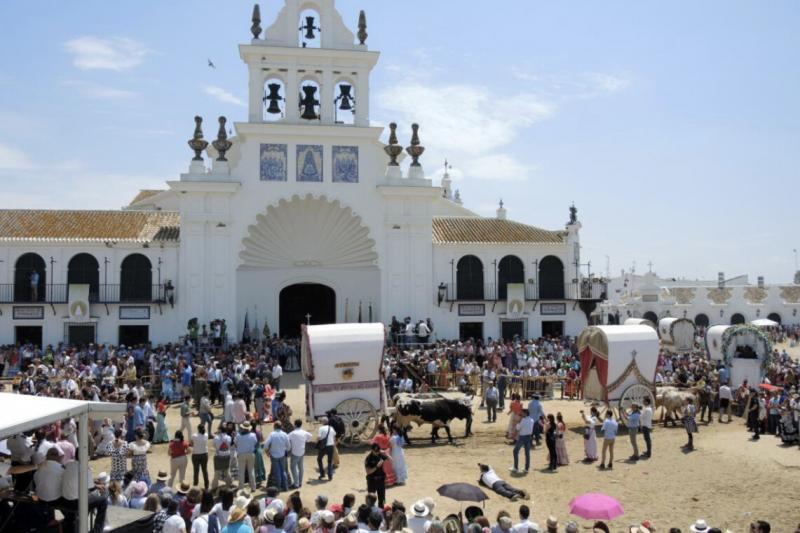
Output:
[437, 283, 447, 306]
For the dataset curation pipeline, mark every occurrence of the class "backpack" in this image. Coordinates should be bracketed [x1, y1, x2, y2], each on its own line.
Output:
[330, 415, 345, 436]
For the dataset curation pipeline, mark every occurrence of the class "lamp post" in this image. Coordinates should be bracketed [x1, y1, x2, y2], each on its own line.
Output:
[437, 283, 447, 306]
[492, 259, 498, 300]
[450, 259, 455, 299]
[49, 256, 56, 302]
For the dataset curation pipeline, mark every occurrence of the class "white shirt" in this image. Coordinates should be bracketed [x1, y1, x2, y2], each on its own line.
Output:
[317, 425, 337, 446]
[213, 433, 232, 457]
[272, 364, 283, 378]
[641, 406, 653, 429]
[62, 460, 93, 500]
[191, 514, 210, 533]
[289, 429, 313, 457]
[516, 416, 534, 436]
[191, 433, 208, 455]
[479, 468, 501, 487]
[513, 519, 540, 533]
[399, 378, 414, 392]
[719, 385, 733, 401]
[163, 514, 188, 533]
[34, 460, 64, 502]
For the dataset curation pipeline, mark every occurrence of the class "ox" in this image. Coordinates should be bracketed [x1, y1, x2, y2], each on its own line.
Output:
[656, 387, 697, 427]
[393, 397, 473, 443]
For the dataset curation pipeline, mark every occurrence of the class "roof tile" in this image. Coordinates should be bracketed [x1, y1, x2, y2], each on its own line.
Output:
[0, 210, 180, 242]
[433, 216, 563, 244]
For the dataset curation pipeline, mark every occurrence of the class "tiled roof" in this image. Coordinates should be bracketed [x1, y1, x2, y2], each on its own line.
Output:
[0, 210, 180, 243]
[433, 216, 563, 244]
[129, 189, 165, 205]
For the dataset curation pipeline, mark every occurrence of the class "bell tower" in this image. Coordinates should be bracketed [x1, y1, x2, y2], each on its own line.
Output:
[241, 0, 377, 127]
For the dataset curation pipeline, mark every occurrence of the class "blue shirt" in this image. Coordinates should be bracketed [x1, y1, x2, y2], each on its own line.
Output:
[265, 430, 290, 458]
[601, 418, 618, 440]
[133, 405, 145, 428]
[222, 521, 255, 533]
[235, 431, 258, 454]
[527, 399, 544, 421]
[181, 366, 193, 387]
[627, 411, 640, 429]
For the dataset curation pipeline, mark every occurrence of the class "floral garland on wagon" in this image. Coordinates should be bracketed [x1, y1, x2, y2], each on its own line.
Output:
[719, 323, 773, 371]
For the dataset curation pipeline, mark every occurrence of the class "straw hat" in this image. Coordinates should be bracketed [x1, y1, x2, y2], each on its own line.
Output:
[131, 481, 148, 498]
[230, 507, 248, 523]
[156, 470, 168, 482]
[343, 512, 359, 528]
[297, 518, 312, 532]
[412, 501, 430, 518]
[690, 520, 710, 532]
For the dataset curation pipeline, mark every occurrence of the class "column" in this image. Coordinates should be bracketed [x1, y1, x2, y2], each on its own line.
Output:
[285, 69, 299, 123]
[321, 69, 334, 124]
[355, 70, 369, 127]
[249, 65, 263, 123]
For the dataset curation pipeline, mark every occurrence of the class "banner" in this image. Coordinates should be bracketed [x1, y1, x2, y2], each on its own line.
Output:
[506, 283, 525, 318]
[68, 284, 91, 322]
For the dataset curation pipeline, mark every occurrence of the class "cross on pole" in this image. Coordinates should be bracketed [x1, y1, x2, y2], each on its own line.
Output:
[305, 313, 312, 325]
[647, 261, 653, 273]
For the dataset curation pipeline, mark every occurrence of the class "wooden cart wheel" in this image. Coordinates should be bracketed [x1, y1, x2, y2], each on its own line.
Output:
[335, 398, 379, 448]
[618, 384, 655, 422]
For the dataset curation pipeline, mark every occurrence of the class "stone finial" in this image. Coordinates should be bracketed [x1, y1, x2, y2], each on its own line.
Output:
[454, 189, 462, 204]
[187, 116, 208, 161]
[357, 10, 368, 45]
[383, 122, 402, 166]
[569, 202, 578, 224]
[212, 116, 233, 161]
[251, 4, 262, 39]
[405, 123, 425, 167]
[497, 199, 507, 220]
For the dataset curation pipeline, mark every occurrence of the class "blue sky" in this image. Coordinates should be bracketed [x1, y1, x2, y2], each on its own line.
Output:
[0, 1, 798, 282]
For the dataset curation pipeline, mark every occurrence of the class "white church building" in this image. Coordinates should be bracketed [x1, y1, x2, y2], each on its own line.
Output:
[0, 0, 605, 348]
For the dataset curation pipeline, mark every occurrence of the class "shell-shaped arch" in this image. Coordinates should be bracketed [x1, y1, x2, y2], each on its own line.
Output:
[240, 194, 378, 269]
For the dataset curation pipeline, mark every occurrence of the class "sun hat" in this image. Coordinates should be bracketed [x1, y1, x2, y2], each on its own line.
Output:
[230, 507, 248, 523]
[235, 491, 252, 509]
[546, 516, 558, 528]
[95, 472, 109, 485]
[321, 510, 335, 525]
[131, 481, 148, 497]
[343, 512, 358, 528]
[297, 518, 312, 532]
[178, 482, 190, 494]
[412, 501, 430, 518]
[690, 520, 710, 532]
[263, 508, 277, 524]
[241, 422, 252, 431]
[156, 470, 168, 481]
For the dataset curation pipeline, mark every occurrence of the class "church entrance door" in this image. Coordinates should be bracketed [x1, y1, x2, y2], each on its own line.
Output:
[279, 283, 336, 338]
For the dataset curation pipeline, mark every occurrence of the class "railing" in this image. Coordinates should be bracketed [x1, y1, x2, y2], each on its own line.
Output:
[440, 281, 607, 302]
[0, 283, 173, 304]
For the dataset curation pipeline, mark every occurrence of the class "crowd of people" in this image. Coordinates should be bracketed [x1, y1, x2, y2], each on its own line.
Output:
[0, 322, 797, 532]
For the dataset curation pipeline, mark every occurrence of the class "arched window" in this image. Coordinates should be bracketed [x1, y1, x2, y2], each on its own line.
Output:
[694, 313, 710, 328]
[730, 313, 745, 325]
[14, 253, 46, 302]
[643, 311, 659, 324]
[298, 8, 322, 48]
[498, 255, 524, 300]
[457, 255, 484, 300]
[262, 77, 286, 121]
[68, 253, 100, 301]
[538, 255, 564, 299]
[120, 254, 152, 302]
[298, 79, 321, 121]
[334, 80, 355, 125]
[767, 312, 781, 324]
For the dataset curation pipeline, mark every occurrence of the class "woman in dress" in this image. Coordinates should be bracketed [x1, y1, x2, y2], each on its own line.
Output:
[153, 395, 170, 444]
[128, 428, 152, 485]
[95, 418, 115, 457]
[389, 425, 407, 485]
[506, 393, 523, 442]
[682, 397, 698, 451]
[107, 428, 129, 482]
[253, 423, 266, 486]
[555, 412, 570, 466]
[276, 392, 293, 430]
[779, 400, 799, 444]
[544, 414, 558, 471]
[580, 406, 599, 462]
[370, 426, 396, 486]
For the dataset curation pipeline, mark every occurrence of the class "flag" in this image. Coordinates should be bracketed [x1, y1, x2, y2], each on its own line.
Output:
[357, 301, 362, 323]
[241, 311, 251, 343]
[253, 315, 260, 341]
[344, 298, 349, 322]
[368, 302, 373, 322]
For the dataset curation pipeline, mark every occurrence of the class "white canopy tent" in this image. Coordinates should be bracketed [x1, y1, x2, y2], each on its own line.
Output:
[0, 393, 126, 533]
[750, 318, 779, 328]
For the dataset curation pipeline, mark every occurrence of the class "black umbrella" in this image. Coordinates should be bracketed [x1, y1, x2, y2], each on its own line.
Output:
[436, 483, 489, 503]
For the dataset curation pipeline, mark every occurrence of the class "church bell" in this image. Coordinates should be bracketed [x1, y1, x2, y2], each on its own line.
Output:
[263, 83, 283, 114]
[337, 84, 354, 111]
[299, 85, 320, 120]
[300, 16, 318, 40]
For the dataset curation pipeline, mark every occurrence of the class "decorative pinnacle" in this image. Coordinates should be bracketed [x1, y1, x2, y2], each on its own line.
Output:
[383, 122, 402, 167]
[212, 116, 233, 162]
[187, 116, 208, 161]
[499, 199, 504, 208]
[251, 4, 262, 39]
[357, 10, 368, 45]
[405, 123, 425, 167]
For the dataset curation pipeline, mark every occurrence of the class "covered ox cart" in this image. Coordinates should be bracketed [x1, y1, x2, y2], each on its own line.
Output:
[705, 324, 771, 387]
[624, 317, 656, 330]
[578, 325, 659, 417]
[302, 323, 387, 446]
[658, 317, 696, 353]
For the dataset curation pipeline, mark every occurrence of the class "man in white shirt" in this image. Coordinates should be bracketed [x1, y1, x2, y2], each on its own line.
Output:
[477, 464, 527, 501]
[61, 461, 108, 533]
[211, 429, 232, 490]
[641, 398, 654, 458]
[511, 503, 540, 532]
[399, 373, 414, 394]
[417, 321, 430, 345]
[511, 409, 534, 473]
[316, 417, 337, 480]
[34, 448, 64, 502]
[288, 419, 312, 488]
[407, 500, 432, 533]
[718, 383, 733, 423]
[272, 362, 284, 391]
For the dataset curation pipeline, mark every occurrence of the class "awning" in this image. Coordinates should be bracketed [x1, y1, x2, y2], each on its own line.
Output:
[750, 318, 778, 328]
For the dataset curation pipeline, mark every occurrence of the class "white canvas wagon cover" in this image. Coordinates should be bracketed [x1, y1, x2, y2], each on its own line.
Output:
[578, 325, 659, 401]
[624, 317, 656, 330]
[658, 317, 696, 352]
[705, 325, 732, 361]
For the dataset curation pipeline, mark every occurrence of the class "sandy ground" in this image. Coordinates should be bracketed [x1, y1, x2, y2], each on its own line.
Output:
[91, 342, 800, 532]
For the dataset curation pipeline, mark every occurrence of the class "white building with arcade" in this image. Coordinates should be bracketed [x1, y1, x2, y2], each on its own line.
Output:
[0, 0, 605, 348]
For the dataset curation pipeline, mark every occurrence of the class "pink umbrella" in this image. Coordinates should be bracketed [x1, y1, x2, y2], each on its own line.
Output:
[568, 493, 624, 520]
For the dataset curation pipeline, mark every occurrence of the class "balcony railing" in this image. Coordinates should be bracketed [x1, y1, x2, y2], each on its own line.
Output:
[441, 281, 607, 303]
[0, 283, 174, 304]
